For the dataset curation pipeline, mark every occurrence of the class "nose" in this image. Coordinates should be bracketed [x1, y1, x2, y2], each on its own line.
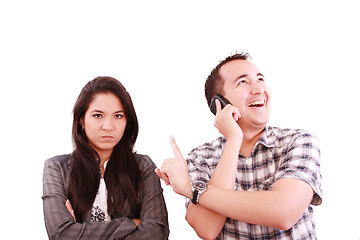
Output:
[101, 118, 115, 131]
[250, 82, 264, 95]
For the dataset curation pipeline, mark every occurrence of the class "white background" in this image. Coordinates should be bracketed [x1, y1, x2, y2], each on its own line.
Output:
[1, 1, 359, 239]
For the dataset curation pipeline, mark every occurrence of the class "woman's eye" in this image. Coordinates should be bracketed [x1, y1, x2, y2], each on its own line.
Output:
[114, 114, 123, 119]
[258, 77, 265, 82]
[93, 114, 102, 119]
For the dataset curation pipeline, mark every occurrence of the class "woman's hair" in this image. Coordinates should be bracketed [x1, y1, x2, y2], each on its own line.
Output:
[204, 52, 251, 106]
[67, 76, 141, 222]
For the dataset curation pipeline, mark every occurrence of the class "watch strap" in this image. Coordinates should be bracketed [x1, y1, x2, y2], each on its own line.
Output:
[191, 189, 199, 205]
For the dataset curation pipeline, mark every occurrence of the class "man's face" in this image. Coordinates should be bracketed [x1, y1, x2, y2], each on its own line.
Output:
[219, 59, 271, 131]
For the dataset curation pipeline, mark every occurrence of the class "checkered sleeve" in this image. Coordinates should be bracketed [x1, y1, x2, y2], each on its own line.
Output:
[184, 140, 223, 208]
[274, 130, 322, 205]
[185, 152, 209, 207]
[187, 154, 212, 182]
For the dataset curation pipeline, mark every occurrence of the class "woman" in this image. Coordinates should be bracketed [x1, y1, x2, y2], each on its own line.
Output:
[42, 76, 169, 239]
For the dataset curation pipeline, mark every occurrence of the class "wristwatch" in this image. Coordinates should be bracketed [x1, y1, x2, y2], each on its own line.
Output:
[191, 180, 208, 205]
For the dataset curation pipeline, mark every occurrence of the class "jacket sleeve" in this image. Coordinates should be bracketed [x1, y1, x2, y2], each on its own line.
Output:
[42, 156, 137, 240]
[123, 155, 169, 240]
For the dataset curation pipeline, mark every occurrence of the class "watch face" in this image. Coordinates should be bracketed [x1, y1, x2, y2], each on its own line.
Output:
[193, 180, 207, 190]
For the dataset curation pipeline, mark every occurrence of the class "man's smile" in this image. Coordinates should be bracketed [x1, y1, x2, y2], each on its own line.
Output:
[248, 99, 266, 107]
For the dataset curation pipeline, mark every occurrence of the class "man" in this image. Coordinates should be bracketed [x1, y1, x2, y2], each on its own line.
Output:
[156, 53, 322, 239]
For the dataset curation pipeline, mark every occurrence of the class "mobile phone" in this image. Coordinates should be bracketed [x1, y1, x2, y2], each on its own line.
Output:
[209, 94, 231, 115]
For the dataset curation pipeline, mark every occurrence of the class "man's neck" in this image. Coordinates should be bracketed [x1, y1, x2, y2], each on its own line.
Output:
[240, 127, 265, 157]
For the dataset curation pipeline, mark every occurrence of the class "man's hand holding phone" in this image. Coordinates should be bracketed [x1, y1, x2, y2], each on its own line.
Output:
[212, 96, 243, 142]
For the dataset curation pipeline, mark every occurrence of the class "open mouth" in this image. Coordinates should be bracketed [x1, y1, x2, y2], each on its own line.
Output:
[248, 100, 265, 107]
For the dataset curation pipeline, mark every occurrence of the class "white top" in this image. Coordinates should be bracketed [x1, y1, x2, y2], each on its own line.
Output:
[90, 160, 111, 223]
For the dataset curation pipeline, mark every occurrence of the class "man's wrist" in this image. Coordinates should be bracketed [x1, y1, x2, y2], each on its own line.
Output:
[224, 137, 242, 154]
[186, 185, 192, 199]
[226, 135, 243, 146]
[191, 180, 208, 205]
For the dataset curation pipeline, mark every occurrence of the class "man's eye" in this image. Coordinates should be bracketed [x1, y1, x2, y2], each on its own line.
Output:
[93, 114, 102, 118]
[258, 77, 265, 82]
[237, 80, 247, 86]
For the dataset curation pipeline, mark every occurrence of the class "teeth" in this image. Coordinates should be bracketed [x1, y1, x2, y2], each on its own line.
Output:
[249, 100, 265, 107]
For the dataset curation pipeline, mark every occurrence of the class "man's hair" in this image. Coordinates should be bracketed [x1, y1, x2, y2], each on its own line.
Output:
[204, 52, 251, 106]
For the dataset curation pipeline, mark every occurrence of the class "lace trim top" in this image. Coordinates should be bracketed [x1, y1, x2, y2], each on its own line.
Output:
[90, 159, 111, 223]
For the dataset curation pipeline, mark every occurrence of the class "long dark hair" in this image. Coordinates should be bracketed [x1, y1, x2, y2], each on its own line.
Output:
[67, 76, 142, 222]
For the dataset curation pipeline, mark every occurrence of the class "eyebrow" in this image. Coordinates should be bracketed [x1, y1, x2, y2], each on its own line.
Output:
[90, 110, 124, 114]
[234, 73, 265, 83]
[257, 73, 265, 78]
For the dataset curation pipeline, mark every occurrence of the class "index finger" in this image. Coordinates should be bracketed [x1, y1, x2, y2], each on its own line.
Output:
[215, 99, 222, 115]
[170, 136, 183, 160]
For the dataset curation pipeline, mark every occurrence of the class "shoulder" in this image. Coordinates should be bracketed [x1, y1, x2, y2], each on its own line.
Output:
[134, 153, 161, 183]
[44, 154, 72, 168]
[134, 153, 156, 171]
[267, 126, 313, 138]
[43, 154, 72, 184]
[267, 126, 319, 148]
[187, 137, 225, 160]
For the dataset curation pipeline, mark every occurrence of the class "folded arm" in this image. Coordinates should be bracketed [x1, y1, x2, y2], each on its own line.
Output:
[157, 130, 319, 239]
[42, 158, 137, 240]
[190, 178, 314, 231]
[186, 137, 241, 239]
[43, 156, 169, 240]
[124, 159, 169, 239]
[185, 101, 243, 239]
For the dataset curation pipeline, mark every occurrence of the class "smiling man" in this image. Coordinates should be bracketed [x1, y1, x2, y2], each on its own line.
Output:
[157, 53, 322, 239]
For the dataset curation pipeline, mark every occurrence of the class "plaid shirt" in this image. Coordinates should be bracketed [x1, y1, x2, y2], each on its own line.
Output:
[186, 126, 322, 240]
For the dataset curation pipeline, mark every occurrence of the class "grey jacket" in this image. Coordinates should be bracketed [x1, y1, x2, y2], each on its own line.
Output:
[42, 153, 169, 240]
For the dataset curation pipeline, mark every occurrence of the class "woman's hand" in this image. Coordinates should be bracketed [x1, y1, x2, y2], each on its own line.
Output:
[65, 198, 141, 227]
[133, 219, 141, 226]
[65, 199, 76, 222]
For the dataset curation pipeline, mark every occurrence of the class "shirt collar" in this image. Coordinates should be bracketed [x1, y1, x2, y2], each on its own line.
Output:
[103, 159, 109, 170]
[256, 126, 276, 148]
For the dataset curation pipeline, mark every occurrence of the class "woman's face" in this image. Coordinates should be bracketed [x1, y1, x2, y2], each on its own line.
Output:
[82, 92, 127, 160]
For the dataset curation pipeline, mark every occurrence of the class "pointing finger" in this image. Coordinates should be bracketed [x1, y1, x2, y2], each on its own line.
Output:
[170, 136, 184, 160]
